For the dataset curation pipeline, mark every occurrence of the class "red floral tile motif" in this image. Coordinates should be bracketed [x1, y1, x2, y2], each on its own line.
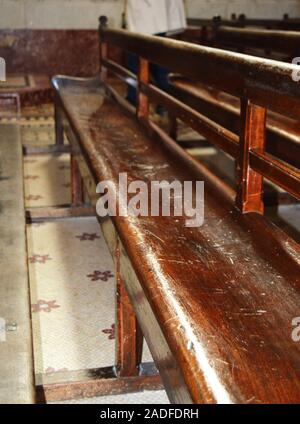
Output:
[29, 254, 52, 264]
[59, 164, 70, 171]
[26, 195, 43, 201]
[76, 233, 100, 241]
[102, 324, 115, 340]
[24, 175, 40, 180]
[87, 270, 114, 282]
[32, 300, 60, 313]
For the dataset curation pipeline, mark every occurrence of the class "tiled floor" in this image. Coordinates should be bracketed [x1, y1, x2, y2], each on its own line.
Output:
[24, 154, 71, 207]
[28, 218, 116, 375]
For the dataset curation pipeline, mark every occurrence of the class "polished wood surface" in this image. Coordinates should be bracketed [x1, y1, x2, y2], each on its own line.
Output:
[237, 101, 266, 213]
[99, 24, 300, 202]
[53, 73, 300, 403]
[100, 27, 300, 119]
[168, 76, 300, 171]
[115, 242, 144, 378]
[51, 18, 300, 403]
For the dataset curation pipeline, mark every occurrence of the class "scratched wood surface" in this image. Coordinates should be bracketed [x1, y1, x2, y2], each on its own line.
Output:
[54, 76, 300, 403]
[0, 124, 35, 404]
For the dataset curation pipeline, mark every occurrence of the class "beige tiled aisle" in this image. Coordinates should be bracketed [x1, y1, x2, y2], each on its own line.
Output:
[18, 105, 168, 404]
[27, 218, 116, 375]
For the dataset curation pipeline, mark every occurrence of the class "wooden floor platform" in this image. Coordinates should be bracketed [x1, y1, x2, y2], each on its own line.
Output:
[0, 124, 35, 403]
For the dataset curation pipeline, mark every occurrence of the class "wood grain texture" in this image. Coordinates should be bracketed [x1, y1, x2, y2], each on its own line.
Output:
[99, 27, 300, 119]
[53, 75, 300, 403]
[115, 242, 144, 378]
[168, 76, 300, 171]
[236, 100, 266, 213]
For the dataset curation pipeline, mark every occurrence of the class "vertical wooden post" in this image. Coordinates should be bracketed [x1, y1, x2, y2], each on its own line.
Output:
[169, 114, 178, 140]
[212, 15, 222, 46]
[71, 155, 83, 206]
[238, 14, 246, 28]
[137, 58, 150, 121]
[115, 243, 143, 377]
[99, 16, 108, 83]
[54, 97, 64, 146]
[236, 99, 267, 214]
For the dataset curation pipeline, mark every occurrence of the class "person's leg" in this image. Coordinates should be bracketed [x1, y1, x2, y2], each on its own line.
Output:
[150, 33, 169, 114]
[151, 63, 170, 92]
[126, 53, 139, 106]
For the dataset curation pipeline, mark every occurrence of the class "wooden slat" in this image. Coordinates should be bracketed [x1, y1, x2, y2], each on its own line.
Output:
[187, 17, 300, 31]
[236, 100, 267, 213]
[23, 144, 70, 156]
[137, 58, 150, 121]
[102, 59, 137, 88]
[26, 206, 95, 222]
[148, 120, 236, 202]
[0, 124, 35, 404]
[36, 364, 162, 403]
[250, 150, 300, 200]
[142, 82, 239, 158]
[217, 26, 300, 55]
[100, 27, 300, 119]
[116, 242, 143, 377]
[71, 156, 84, 206]
[169, 76, 300, 170]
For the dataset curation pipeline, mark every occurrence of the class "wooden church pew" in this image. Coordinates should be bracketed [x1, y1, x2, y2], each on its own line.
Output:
[170, 25, 300, 199]
[187, 14, 300, 31]
[211, 20, 300, 60]
[169, 75, 300, 171]
[51, 16, 300, 403]
[184, 14, 300, 48]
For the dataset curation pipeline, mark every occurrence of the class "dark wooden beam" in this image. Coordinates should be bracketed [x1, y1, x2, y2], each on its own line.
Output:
[26, 206, 95, 223]
[35, 364, 162, 403]
[23, 144, 70, 156]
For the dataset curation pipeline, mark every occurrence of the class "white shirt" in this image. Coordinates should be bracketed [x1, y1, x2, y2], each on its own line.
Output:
[166, 0, 187, 33]
[126, 0, 186, 35]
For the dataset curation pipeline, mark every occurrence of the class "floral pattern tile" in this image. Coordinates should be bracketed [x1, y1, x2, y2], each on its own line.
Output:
[27, 218, 117, 374]
[24, 153, 71, 207]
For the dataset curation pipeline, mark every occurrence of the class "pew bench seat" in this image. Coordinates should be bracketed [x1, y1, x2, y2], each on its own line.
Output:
[53, 75, 300, 404]
[169, 75, 300, 170]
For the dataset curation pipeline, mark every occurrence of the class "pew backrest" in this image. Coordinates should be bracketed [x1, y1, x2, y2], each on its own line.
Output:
[99, 16, 300, 213]
[212, 25, 300, 59]
[187, 14, 300, 31]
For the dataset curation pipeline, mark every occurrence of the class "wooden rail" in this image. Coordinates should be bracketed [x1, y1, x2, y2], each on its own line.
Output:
[183, 17, 300, 61]
[187, 14, 300, 31]
[99, 18, 300, 212]
[214, 26, 300, 57]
